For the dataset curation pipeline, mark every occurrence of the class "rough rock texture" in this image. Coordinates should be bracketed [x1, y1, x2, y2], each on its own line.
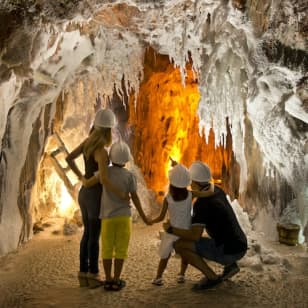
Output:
[129, 48, 239, 197]
[0, 0, 307, 255]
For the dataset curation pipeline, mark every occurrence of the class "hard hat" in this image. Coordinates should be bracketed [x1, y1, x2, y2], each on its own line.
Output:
[168, 164, 191, 188]
[189, 161, 211, 183]
[94, 109, 116, 128]
[110, 141, 131, 165]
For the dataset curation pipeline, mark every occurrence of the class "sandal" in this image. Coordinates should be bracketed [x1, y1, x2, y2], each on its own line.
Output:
[109, 279, 126, 291]
[104, 280, 114, 291]
[152, 278, 163, 286]
[177, 275, 185, 283]
[77, 272, 89, 287]
[192, 276, 222, 291]
[87, 273, 104, 289]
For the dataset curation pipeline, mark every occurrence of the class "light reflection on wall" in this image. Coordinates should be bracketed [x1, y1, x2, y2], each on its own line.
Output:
[48, 172, 77, 219]
[58, 184, 75, 217]
[32, 143, 78, 222]
[129, 48, 236, 196]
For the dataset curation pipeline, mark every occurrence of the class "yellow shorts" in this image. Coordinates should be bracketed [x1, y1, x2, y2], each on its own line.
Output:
[101, 216, 132, 259]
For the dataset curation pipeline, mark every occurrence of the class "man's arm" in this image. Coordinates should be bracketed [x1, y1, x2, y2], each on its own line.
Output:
[191, 183, 215, 198]
[163, 222, 203, 241]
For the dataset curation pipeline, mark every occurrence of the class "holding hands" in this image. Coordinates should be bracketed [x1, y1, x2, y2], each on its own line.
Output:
[162, 220, 171, 232]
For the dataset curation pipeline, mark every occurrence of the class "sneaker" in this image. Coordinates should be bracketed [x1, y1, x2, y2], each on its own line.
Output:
[152, 278, 164, 286]
[221, 262, 240, 280]
[177, 274, 185, 283]
[192, 276, 222, 291]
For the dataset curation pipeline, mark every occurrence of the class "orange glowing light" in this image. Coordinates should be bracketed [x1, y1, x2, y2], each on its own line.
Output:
[47, 172, 77, 218]
[58, 184, 75, 217]
[129, 48, 235, 195]
[164, 132, 185, 177]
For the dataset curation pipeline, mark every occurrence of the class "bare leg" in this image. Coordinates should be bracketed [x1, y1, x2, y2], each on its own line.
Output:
[103, 259, 112, 281]
[179, 258, 188, 276]
[155, 257, 170, 279]
[174, 240, 218, 281]
[114, 259, 124, 281]
[108, 259, 125, 291]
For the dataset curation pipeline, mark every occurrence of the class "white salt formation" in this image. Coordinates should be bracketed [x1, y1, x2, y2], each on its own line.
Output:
[0, 0, 307, 256]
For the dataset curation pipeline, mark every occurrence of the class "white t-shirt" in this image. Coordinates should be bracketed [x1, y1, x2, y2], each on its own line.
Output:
[99, 165, 137, 219]
[159, 191, 192, 258]
[166, 191, 192, 230]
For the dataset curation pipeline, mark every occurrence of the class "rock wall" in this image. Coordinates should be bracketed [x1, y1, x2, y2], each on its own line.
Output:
[129, 48, 239, 197]
[0, 0, 306, 255]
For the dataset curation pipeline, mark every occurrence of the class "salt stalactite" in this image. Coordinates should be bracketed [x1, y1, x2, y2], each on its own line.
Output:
[247, 67, 304, 185]
[0, 0, 306, 255]
[134, 1, 255, 196]
[138, 1, 306, 240]
[193, 3, 255, 195]
[0, 20, 141, 255]
[247, 67, 306, 237]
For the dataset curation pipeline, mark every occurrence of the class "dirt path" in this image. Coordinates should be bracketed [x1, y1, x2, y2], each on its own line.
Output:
[0, 219, 307, 308]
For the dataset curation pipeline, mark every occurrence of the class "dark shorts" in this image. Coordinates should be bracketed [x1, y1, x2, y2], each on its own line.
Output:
[195, 237, 246, 265]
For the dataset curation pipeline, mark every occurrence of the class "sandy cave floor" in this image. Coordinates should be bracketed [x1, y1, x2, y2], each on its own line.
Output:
[0, 219, 307, 308]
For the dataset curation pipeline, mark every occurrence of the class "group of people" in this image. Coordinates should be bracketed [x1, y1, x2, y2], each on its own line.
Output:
[66, 108, 247, 292]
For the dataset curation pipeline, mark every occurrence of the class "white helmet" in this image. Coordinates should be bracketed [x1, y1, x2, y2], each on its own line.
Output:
[189, 161, 211, 183]
[110, 141, 131, 165]
[94, 109, 116, 128]
[168, 164, 191, 188]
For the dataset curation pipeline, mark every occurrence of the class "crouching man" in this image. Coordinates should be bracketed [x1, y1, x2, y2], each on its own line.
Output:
[163, 161, 247, 291]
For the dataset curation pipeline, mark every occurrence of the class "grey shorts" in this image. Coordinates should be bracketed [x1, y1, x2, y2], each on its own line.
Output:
[195, 237, 246, 265]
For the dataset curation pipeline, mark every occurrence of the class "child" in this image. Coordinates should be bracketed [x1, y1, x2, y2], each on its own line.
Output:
[83, 141, 151, 291]
[150, 163, 214, 286]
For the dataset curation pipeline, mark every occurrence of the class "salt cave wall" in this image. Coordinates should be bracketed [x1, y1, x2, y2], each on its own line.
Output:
[128, 47, 240, 197]
[0, 0, 307, 256]
[30, 80, 101, 223]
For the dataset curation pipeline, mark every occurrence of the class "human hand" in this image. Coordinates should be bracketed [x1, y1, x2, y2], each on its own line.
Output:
[145, 219, 153, 226]
[148, 217, 158, 225]
[169, 156, 178, 167]
[163, 221, 171, 232]
[81, 176, 89, 187]
[122, 192, 130, 202]
[146, 219, 152, 225]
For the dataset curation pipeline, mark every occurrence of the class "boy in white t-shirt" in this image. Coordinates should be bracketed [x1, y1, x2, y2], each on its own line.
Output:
[83, 141, 151, 291]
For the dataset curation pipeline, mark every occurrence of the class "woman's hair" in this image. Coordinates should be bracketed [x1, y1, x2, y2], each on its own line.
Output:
[83, 127, 112, 159]
[169, 184, 188, 202]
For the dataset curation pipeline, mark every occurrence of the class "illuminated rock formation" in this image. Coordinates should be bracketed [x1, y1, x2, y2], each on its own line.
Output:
[0, 0, 306, 255]
[129, 48, 237, 195]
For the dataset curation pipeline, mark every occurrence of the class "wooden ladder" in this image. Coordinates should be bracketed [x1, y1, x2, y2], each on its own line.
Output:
[48, 132, 78, 202]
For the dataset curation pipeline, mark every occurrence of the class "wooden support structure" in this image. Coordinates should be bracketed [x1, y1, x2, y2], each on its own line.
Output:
[47, 133, 78, 202]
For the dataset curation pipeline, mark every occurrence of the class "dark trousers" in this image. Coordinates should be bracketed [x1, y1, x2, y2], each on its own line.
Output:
[78, 185, 102, 274]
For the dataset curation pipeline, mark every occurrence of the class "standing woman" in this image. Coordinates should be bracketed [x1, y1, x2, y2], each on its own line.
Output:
[66, 109, 124, 288]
